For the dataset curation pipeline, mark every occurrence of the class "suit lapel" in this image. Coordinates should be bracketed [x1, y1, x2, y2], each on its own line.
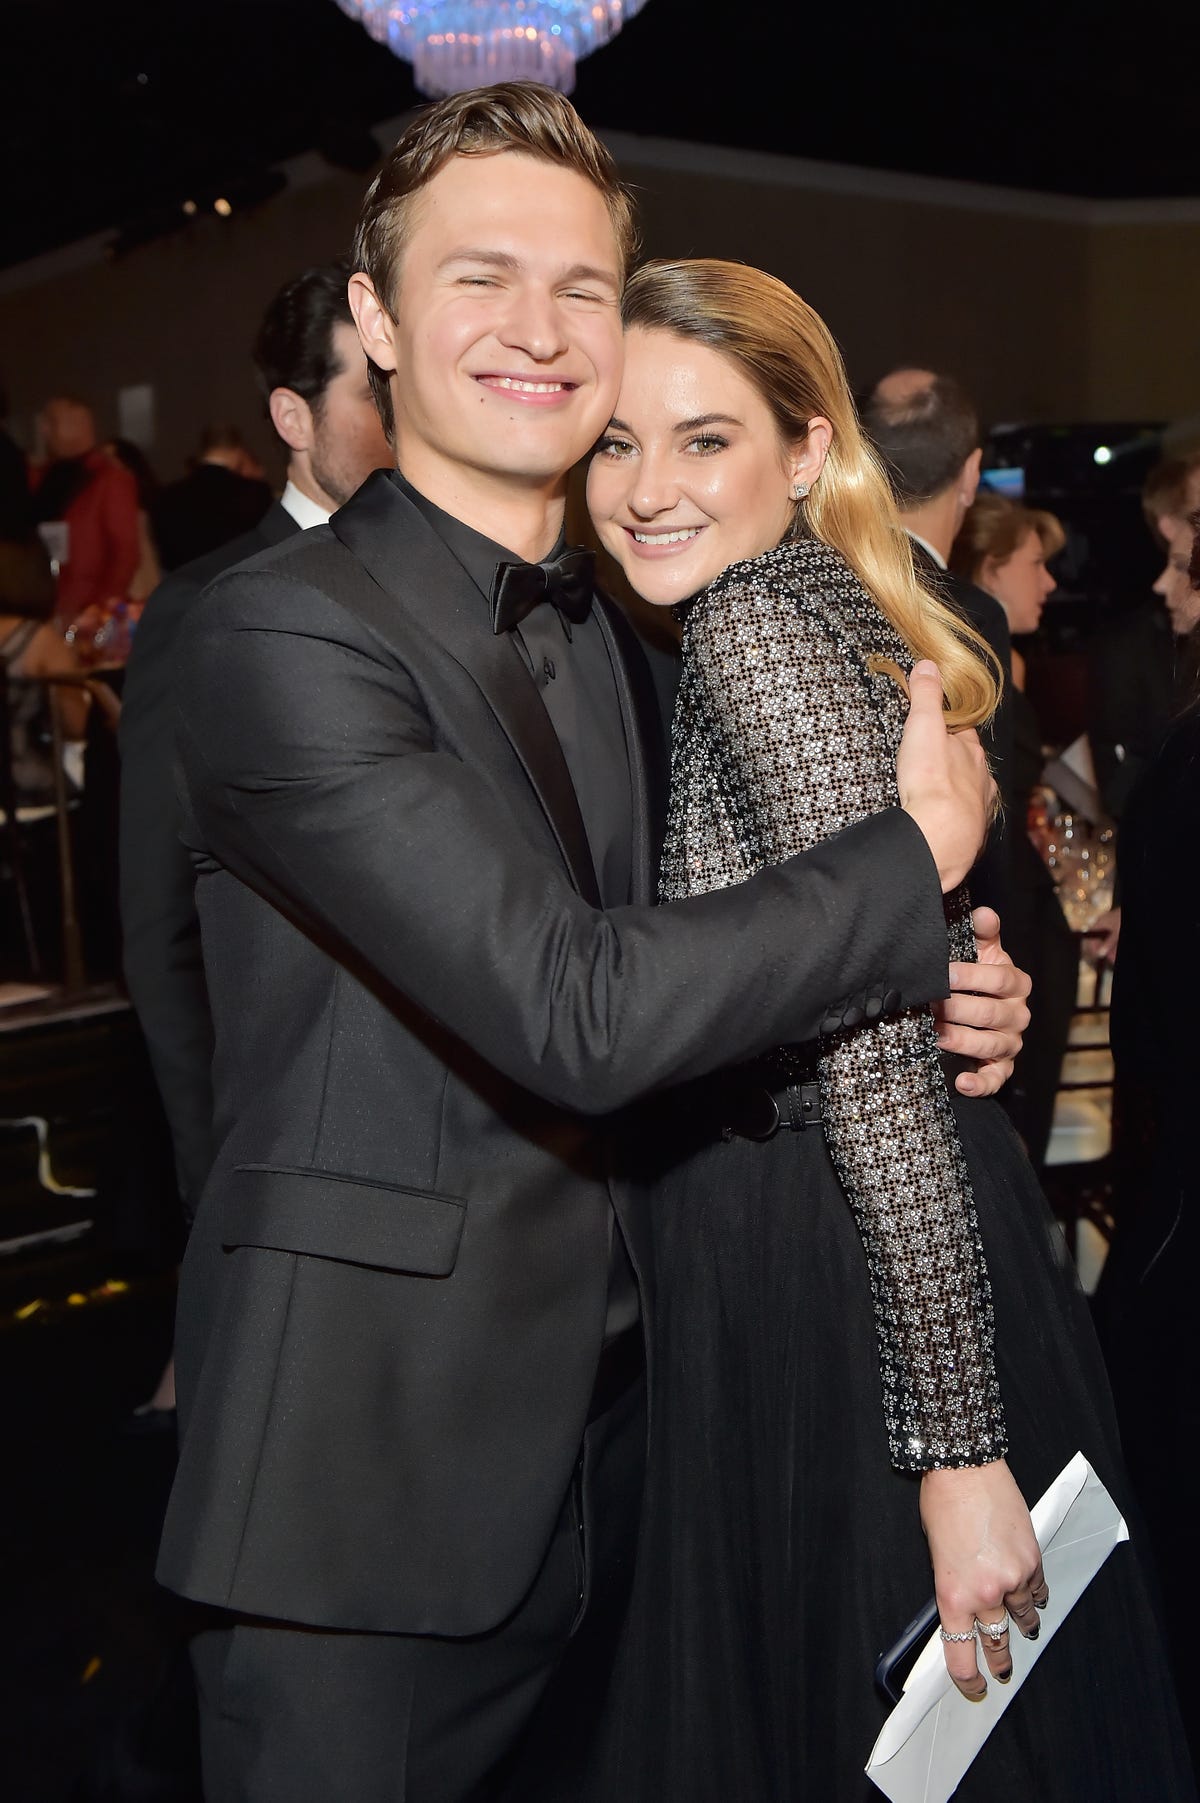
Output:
[328, 473, 601, 906]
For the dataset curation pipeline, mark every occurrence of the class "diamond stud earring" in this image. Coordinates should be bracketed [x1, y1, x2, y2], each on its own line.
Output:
[791, 481, 810, 501]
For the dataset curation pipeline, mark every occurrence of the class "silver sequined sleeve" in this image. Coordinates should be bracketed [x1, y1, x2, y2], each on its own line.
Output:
[662, 551, 1008, 1471]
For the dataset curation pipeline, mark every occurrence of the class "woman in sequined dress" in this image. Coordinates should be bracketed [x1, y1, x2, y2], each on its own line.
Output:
[584, 261, 1194, 1801]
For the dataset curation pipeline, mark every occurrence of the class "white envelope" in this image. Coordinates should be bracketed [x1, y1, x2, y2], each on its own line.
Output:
[866, 1452, 1129, 1802]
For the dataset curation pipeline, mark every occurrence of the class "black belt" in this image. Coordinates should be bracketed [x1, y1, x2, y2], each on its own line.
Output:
[710, 1049, 969, 1143]
[587, 1325, 645, 1423]
[717, 1075, 822, 1141]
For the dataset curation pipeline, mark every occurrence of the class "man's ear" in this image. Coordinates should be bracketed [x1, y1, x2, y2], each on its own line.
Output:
[348, 272, 398, 374]
[268, 388, 314, 456]
[961, 446, 983, 506]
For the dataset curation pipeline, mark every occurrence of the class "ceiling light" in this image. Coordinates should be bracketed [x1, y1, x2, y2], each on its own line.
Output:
[334, 0, 651, 96]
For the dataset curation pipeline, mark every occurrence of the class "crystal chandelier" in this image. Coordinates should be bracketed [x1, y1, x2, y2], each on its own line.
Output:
[334, 0, 649, 97]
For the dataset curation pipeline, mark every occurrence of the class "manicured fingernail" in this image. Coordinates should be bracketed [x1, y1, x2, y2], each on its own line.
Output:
[963, 1685, 987, 1703]
[995, 1665, 1013, 1683]
[1035, 1599, 1048, 1611]
[1025, 1625, 1040, 1641]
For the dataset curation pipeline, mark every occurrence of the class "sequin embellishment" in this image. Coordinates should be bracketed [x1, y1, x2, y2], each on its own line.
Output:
[659, 537, 1007, 1471]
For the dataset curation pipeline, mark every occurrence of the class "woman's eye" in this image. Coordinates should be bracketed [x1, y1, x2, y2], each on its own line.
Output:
[686, 435, 728, 455]
[596, 436, 635, 458]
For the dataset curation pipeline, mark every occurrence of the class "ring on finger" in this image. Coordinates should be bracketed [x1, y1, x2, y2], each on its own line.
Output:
[973, 1614, 1008, 1644]
[939, 1626, 977, 1643]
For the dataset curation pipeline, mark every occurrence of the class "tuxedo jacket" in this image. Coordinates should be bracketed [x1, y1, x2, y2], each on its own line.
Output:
[150, 461, 275, 572]
[119, 502, 299, 1214]
[1088, 602, 1181, 821]
[909, 540, 1015, 918]
[157, 470, 950, 1637]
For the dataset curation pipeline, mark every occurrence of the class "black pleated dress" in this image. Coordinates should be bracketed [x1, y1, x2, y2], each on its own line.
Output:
[592, 541, 1195, 1801]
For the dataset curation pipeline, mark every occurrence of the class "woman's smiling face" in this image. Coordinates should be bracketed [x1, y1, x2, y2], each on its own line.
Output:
[587, 327, 817, 607]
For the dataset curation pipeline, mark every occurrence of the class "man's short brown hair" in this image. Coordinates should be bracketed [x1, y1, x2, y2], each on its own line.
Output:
[352, 81, 637, 439]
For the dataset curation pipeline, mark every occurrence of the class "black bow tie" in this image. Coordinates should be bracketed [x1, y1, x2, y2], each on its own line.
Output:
[490, 547, 595, 636]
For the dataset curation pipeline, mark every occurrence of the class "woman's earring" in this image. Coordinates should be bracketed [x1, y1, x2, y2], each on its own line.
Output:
[791, 481, 810, 501]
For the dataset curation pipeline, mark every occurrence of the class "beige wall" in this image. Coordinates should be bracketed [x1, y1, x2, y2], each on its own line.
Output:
[625, 160, 1094, 422]
[2, 132, 1195, 480]
[1086, 218, 1200, 422]
[4, 162, 370, 479]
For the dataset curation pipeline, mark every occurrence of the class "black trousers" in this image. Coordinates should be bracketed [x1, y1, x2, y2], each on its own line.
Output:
[190, 1374, 645, 1803]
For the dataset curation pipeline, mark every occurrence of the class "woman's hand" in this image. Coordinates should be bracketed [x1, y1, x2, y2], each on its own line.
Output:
[920, 1458, 1048, 1700]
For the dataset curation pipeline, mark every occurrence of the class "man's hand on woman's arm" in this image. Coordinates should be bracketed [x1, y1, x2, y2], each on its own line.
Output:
[896, 661, 995, 893]
[935, 906, 1032, 1098]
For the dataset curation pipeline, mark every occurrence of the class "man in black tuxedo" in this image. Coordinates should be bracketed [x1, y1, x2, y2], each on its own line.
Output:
[150, 426, 274, 573]
[158, 87, 1029, 1803]
[862, 367, 1015, 917]
[120, 260, 392, 1222]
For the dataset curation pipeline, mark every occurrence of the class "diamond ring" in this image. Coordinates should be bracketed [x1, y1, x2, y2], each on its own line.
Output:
[939, 1626, 977, 1643]
[974, 1614, 1009, 1643]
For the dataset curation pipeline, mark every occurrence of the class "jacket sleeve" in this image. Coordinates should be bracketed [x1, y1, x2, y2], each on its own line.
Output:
[172, 568, 950, 1119]
[119, 575, 214, 1215]
[684, 579, 1007, 1471]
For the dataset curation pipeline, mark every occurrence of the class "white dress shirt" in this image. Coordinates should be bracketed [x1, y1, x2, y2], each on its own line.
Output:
[280, 480, 333, 532]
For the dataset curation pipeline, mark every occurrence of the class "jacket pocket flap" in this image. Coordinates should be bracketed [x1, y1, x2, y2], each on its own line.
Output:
[223, 1165, 465, 1276]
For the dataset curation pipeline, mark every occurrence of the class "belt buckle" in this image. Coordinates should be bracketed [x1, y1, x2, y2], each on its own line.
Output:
[793, 1080, 821, 1129]
[724, 1086, 781, 1142]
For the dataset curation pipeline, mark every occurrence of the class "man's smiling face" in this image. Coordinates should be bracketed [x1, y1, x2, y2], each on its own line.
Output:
[378, 151, 624, 496]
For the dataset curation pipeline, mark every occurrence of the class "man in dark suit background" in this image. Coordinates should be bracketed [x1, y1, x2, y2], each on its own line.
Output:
[120, 260, 392, 1234]
[158, 87, 1029, 1803]
[1089, 450, 1200, 821]
[150, 424, 274, 572]
[862, 367, 1015, 917]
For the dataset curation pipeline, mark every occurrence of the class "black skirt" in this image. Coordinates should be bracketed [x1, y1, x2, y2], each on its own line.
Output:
[593, 1094, 1195, 1801]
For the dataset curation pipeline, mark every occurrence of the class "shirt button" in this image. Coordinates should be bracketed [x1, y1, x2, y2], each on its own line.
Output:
[543, 656, 556, 682]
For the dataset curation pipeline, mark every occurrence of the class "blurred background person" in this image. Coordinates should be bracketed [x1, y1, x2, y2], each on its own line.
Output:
[118, 259, 391, 1421]
[0, 535, 90, 978]
[102, 436, 163, 605]
[0, 376, 32, 540]
[1090, 450, 1200, 820]
[1094, 508, 1200, 1761]
[31, 396, 140, 630]
[0, 534, 90, 802]
[862, 366, 1014, 915]
[952, 491, 1076, 1169]
[149, 424, 273, 572]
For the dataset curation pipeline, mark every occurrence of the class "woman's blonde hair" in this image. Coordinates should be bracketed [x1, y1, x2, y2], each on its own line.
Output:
[620, 259, 1000, 730]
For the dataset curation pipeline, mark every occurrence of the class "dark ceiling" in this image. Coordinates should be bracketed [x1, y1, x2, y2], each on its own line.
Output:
[2, 0, 1197, 273]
